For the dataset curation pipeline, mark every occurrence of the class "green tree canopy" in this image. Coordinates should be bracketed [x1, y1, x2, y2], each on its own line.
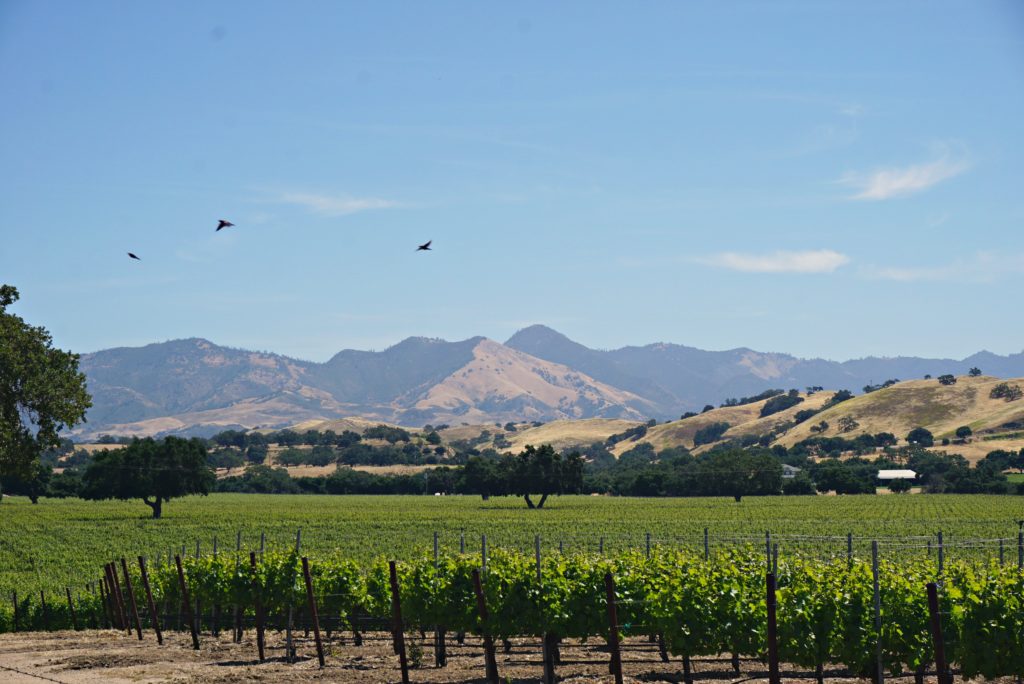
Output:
[0, 285, 91, 483]
[81, 436, 214, 518]
[906, 427, 934, 448]
[510, 444, 583, 509]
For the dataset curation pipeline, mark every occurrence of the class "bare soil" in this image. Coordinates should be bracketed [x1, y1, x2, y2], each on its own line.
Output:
[0, 629, 1010, 683]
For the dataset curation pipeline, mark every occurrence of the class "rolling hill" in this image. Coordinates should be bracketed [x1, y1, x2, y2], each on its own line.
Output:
[73, 327, 1024, 439]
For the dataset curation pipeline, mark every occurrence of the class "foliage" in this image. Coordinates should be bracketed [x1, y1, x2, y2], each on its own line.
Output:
[720, 388, 785, 408]
[693, 422, 730, 446]
[0, 285, 91, 480]
[4, 546, 1024, 678]
[837, 416, 859, 433]
[906, 427, 934, 448]
[937, 374, 957, 386]
[990, 382, 1023, 402]
[863, 379, 899, 393]
[760, 393, 804, 418]
[81, 437, 215, 517]
[823, 389, 853, 408]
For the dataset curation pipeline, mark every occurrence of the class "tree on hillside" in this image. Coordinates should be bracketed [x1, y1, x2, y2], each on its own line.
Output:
[693, 422, 730, 446]
[81, 437, 214, 518]
[510, 444, 583, 509]
[955, 426, 973, 440]
[0, 285, 91, 487]
[968, 367, 982, 377]
[906, 427, 934, 448]
[937, 374, 957, 386]
[837, 416, 860, 433]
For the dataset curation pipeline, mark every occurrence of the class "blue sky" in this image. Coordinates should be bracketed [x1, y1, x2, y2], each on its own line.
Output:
[2, 1, 1022, 362]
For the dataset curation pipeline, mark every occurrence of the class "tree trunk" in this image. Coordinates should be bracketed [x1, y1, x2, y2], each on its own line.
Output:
[734, 494, 742, 502]
[524, 494, 535, 509]
[536, 494, 549, 509]
[143, 496, 162, 519]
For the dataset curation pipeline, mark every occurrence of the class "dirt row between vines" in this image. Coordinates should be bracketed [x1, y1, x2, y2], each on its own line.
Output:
[0, 629, 1013, 683]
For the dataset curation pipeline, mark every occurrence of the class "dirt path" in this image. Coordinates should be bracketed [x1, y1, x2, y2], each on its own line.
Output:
[0, 629, 1011, 683]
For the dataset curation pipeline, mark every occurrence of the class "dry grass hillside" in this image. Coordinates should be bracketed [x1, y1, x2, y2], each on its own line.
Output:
[776, 376, 1024, 445]
[410, 339, 653, 424]
[617, 391, 829, 455]
[597, 376, 1024, 463]
[494, 418, 642, 452]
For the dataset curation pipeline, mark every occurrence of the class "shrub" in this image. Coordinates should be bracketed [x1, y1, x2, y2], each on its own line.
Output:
[693, 422, 730, 446]
[760, 394, 804, 418]
[990, 383, 1023, 402]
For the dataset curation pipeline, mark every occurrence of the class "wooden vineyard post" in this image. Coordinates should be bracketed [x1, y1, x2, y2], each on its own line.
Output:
[604, 572, 624, 684]
[106, 563, 128, 631]
[927, 583, 951, 684]
[766, 573, 780, 684]
[301, 557, 325, 668]
[102, 565, 117, 629]
[249, 552, 265, 663]
[872, 541, 883, 684]
[389, 561, 410, 684]
[1018, 531, 1023, 571]
[212, 536, 220, 637]
[233, 531, 242, 643]
[138, 556, 163, 645]
[175, 555, 200, 650]
[645, 532, 651, 558]
[39, 590, 49, 631]
[121, 557, 144, 640]
[433, 531, 446, 667]
[97, 579, 111, 629]
[536, 535, 556, 683]
[66, 588, 79, 631]
[472, 568, 499, 684]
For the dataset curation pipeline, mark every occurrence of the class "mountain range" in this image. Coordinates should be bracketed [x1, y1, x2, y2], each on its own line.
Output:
[73, 325, 1024, 439]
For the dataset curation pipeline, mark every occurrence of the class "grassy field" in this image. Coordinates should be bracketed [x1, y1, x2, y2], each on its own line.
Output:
[2, 493, 1024, 597]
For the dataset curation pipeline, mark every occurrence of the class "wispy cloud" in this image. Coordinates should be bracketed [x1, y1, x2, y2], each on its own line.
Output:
[863, 251, 1024, 283]
[700, 249, 850, 274]
[276, 192, 399, 216]
[840, 147, 969, 201]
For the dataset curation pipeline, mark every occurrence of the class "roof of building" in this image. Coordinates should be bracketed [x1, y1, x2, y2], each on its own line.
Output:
[877, 469, 917, 479]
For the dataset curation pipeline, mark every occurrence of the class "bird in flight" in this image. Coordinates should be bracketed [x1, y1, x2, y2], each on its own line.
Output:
[127, 252, 141, 260]
[216, 219, 235, 232]
[416, 240, 432, 251]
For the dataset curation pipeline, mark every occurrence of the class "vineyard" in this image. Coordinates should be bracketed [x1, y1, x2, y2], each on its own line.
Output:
[3, 493, 1024, 597]
[1, 545, 1023, 681]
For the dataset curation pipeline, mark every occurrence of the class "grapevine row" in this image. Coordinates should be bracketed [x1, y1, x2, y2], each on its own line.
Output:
[2, 548, 1023, 678]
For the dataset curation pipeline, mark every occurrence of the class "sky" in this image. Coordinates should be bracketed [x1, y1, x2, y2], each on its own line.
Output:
[1, 1, 1023, 363]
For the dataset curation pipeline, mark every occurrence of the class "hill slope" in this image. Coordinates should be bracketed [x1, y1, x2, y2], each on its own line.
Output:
[74, 328, 1024, 438]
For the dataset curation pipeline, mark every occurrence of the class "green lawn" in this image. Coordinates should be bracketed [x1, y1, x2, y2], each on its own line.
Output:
[2, 493, 1023, 596]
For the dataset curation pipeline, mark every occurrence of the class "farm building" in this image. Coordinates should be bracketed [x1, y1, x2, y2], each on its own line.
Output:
[877, 469, 917, 480]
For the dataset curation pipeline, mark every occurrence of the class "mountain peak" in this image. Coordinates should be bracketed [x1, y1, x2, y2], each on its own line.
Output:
[505, 324, 572, 345]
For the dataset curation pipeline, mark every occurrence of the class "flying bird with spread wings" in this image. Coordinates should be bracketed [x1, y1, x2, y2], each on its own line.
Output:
[216, 219, 235, 232]
[416, 240, 432, 251]
[127, 252, 141, 260]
